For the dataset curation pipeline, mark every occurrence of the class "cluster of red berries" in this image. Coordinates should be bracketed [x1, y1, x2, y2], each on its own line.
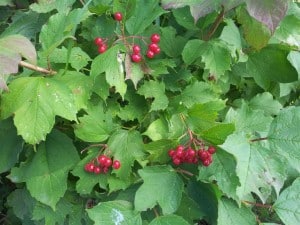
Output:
[84, 154, 121, 175]
[168, 145, 216, 167]
[94, 37, 107, 54]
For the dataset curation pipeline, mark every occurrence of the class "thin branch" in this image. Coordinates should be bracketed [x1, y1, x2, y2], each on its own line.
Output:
[250, 137, 268, 142]
[19, 61, 57, 75]
[242, 200, 272, 209]
[203, 5, 225, 41]
[153, 207, 159, 218]
[176, 168, 194, 177]
[80, 144, 107, 154]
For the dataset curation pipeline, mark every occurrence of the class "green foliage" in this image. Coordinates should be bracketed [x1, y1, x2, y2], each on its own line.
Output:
[1, 1, 300, 224]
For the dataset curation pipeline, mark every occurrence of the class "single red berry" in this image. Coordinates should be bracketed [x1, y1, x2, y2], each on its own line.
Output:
[208, 146, 216, 154]
[114, 12, 123, 21]
[94, 37, 103, 46]
[198, 150, 210, 161]
[175, 149, 184, 159]
[93, 166, 101, 174]
[151, 33, 160, 43]
[132, 45, 141, 54]
[112, 160, 121, 170]
[187, 148, 196, 158]
[98, 44, 107, 54]
[84, 163, 95, 173]
[153, 47, 160, 54]
[176, 145, 185, 152]
[146, 50, 155, 58]
[104, 158, 113, 167]
[131, 54, 142, 63]
[168, 149, 175, 157]
[149, 43, 159, 52]
[202, 159, 211, 167]
[173, 157, 181, 165]
[97, 155, 107, 166]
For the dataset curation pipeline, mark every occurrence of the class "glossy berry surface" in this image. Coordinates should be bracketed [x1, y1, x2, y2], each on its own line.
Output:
[94, 37, 103, 46]
[98, 44, 107, 54]
[151, 33, 160, 43]
[114, 12, 123, 21]
[112, 160, 121, 169]
[208, 146, 216, 154]
[149, 43, 159, 52]
[132, 45, 141, 54]
[146, 50, 155, 58]
[131, 54, 142, 63]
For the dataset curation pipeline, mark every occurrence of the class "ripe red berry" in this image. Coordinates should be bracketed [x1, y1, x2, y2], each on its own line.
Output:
[187, 148, 196, 158]
[176, 145, 185, 152]
[104, 158, 112, 167]
[173, 157, 181, 165]
[153, 47, 160, 54]
[114, 12, 123, 21]
[97, 155, 107, 166]
[94, 37, 103, 46]
[168, 149, 175, 157]
[98, 44, 107, 54]
[151, 33, 160, 43]
[132, 45, 141, 54]
[208, 146, 216, 154]
[149, 43, 159, 52]
[84, 163, 95, 173]
[112, 160, 121, 170]
[131, 54, 142, 63]
[93, 166, 101, 174]
[198, 150, 210, 161]
[202, 159, 211, 167]
[146, 50, 155, 58]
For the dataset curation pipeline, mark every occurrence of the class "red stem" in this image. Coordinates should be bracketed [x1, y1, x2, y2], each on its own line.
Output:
[242, 200, 272, 209]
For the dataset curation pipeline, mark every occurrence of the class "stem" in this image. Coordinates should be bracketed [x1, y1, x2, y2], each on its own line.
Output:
[80, 144, 107, 154]
[250, 137, 268, 142]
[19, 61, 57, 75]
[203, 5, 225, 41]
[176, 168, 194, 177]
[242, 200, 272, 209]
[153, 207, 159, 217]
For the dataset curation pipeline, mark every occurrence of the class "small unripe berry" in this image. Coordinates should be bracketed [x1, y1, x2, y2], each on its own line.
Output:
[114, 12, 123, 21]
[151, 33, 160, 43]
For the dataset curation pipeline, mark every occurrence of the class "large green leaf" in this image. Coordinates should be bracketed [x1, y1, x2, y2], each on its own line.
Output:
[91, 44, 127, 98]
[126, 0, 165, 34]
[107, 130, 145, 179]
[87, 200, 142, 225]
[273, 178, 300, 225]
[1, 77, 77, 144]
[218, 197, 256, 225]
[134, 165, 184, 215]
[8, 130, 80, 209]
[148, 215, 190, 225]
[268, 106, 300, 172]
[0, 118, 23, 173]
[30, 0, 76, 13]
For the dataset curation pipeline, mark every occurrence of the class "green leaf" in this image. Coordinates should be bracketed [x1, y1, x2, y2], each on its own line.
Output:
[287, 51, 300, 79]
[218, 197, 256, 225]
[32, 198, 72, 225]
[30, 0, 76, 13]
[220, 19, 242, 53]
[0, 118, 23, 173]
[71, 149, 108, 195]
[160, 26, 187, 57]
[220, 133, 287, 202]
[148, 214, 190, 225]
[40, 9, 91, 56]
[91, 44, 127, 98]
[108, 130, 145, 179]
[173, 6, 199, 30]
[1, 77, 77, 144]
[49, 47, 91, 71]
[124, 54, 144, 88]
[268, 106, 300, 172]
[8, 130, 80, 209]
[74, 104, 115, 142]
[143, 118, 169, 141]
[246, 0, 288, 32]
[182, 39, 204, 65]
[249, 92, 283, 116]
[87, 200, 142, 225]
[201, 123, 235, 145]
[137, 80, 168, 111]
[134, 165, 184, 215]
[126, 0, 165, 34]
[273, 178, 300, 225]
[144, 139, 177, 163]
[198, 149, 240, 201]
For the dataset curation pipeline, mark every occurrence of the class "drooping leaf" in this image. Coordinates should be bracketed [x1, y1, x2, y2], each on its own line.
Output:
[148, 214, 190, 225]
[107, 130, 145, 179]
[268, 106, 300, 172]
[134, 165, 184, 215]
[273, 178, 300, 225]
[87, 200, 142, 225]
[126, 0, 165, 35]
[219, 19, 242, 54]
[137, 80, 168, 111]
[91, 44, 127, 98]
[246, 0, 288, 33]
[218, 197, 257, 225]
[8, 130, 80, 209]
[0, 118, 23, 173]
[1, 77, 77, 144]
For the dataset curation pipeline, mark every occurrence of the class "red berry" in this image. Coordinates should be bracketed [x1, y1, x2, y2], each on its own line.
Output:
[131, 54, 142, 63]
[102, 167, 109, 174]
[153, 47, 160, 54]
[114, 12, 123, 21]
[97, 155, 107, 166]
[112, 160, 121, 170]
[168, 149, 175, 157]
[198, 150, 210, 161]
[176, 145, 185, 152]
[84, 163, 95, 173]
[146, 50, 155, 58]
[202, 159, 211, 167]
[187, 148, 196, 158]
[151, 33, 160, 43]
[132, 45, 141, 54]
[98, 44, 107, 54]
[149, 43, 159, 52]
[104, 158, 112, 167]
[173, 157, 181, 165]
[208, 146, 216, 154]
[94, 37, 103, 46]
[93, 166, 101, 174]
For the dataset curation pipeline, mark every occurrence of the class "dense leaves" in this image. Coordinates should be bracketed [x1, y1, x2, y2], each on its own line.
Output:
[1, 1, 300, 224]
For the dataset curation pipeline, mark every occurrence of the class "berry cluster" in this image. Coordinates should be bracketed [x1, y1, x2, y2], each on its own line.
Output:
[84, 154, 121, 175]
[168, 145, 216, 167]
[93, 12, 161, 62]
